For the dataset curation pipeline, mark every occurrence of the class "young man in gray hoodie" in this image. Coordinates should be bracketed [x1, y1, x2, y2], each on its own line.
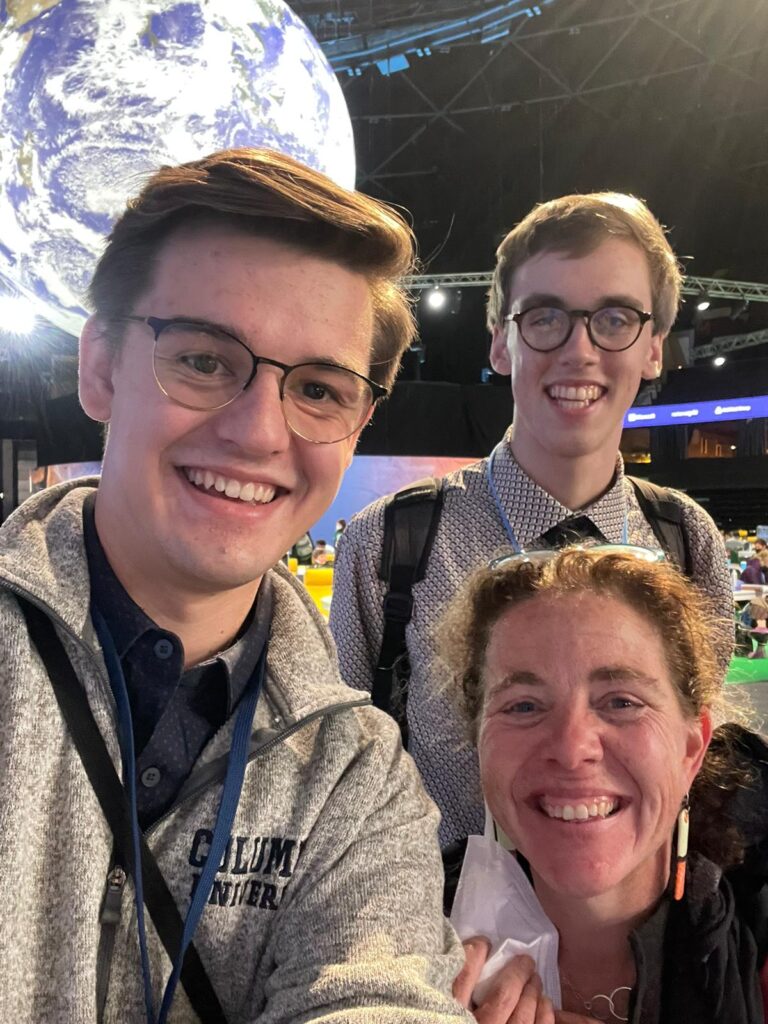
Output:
[0, 149, 470, 1023]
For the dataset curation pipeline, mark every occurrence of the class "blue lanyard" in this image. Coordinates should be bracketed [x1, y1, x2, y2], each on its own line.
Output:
[486, 441, 629, 550]
[92, 607, 266, 1024]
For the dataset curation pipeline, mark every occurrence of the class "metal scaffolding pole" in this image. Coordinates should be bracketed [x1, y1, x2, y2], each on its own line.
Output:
[406, 272, 768, 304]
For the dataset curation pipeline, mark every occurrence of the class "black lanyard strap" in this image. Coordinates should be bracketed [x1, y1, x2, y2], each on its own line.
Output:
[18, 597, 228, 1024]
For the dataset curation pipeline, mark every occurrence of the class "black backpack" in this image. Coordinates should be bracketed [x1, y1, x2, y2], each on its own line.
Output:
[372, 475, 693, 746]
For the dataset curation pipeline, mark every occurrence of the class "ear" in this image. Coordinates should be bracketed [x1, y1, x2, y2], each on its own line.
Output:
[79, 316, 118, 423]
[684, 706, 713, 788]
[640, 329, 664, 381]
[490, 325, 512, 376]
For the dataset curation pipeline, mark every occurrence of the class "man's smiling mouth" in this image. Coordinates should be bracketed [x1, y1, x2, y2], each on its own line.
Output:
[182, 467, 278, 505]
[546, 384, 606, 409]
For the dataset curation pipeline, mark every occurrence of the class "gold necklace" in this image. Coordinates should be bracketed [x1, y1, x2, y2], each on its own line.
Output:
[561, 975, 632, 1022]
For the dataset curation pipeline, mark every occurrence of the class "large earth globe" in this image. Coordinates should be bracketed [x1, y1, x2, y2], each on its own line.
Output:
[0, 0, 355, 336]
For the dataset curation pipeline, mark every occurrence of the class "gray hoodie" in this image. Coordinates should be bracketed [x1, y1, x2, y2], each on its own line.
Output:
[0, 480, 471, 1023]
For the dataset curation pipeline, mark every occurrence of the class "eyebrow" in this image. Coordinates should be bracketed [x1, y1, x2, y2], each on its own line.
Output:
[163, 315, 362, 373]
[487, 665, 660, 699]
[487, 670, 545, 700]
[515, 293, 649, 311]
[589, 666, 660, 687]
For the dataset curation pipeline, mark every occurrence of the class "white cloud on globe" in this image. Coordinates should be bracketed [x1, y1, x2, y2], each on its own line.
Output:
[0, 0, 356, 336]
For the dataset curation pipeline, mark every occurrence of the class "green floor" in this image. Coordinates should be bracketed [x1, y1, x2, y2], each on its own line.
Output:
[727, 657, 768, 685]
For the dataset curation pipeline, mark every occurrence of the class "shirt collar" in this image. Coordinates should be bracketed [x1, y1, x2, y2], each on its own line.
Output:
[82, 492, 272, 713]
[490, 433, 629, 550]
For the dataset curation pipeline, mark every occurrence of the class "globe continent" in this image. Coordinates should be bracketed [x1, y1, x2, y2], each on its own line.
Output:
[0, 0, 355, 335]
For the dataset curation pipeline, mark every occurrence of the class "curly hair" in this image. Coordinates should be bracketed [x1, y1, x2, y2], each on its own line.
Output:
[439, 547, 754, 868]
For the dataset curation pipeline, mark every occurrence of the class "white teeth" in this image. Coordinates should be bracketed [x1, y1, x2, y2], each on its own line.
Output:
[541, 796, 618, 822]
[547, 384, 603, 405]
[184, 468, 277, 505]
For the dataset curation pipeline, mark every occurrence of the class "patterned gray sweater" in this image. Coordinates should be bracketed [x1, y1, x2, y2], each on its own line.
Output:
[0, 480, 471, 1023]
[330, 441, 733, 847]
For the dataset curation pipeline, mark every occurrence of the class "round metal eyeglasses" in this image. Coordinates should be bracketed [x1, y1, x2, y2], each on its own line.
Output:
[114, 315, 388, 444]
[505, 305, 654, 353]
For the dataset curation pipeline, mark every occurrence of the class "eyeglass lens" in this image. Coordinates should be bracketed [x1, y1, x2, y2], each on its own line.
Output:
[152, 322, 373, 443]
[519, 306, 645, 351]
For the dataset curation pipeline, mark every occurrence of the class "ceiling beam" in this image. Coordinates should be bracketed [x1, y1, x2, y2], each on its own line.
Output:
[407, 272, 768, 304]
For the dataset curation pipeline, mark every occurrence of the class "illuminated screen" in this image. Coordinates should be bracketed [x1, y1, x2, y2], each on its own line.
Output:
[624, 394, 768, 428]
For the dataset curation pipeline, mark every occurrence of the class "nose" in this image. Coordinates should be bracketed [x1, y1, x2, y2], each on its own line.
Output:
[558, 315, 599, 365]
[210, 365, 292, 456]
[544, 705, 604, 770]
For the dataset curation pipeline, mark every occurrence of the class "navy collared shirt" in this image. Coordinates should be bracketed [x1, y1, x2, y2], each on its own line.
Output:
[83, 495, 271, 829]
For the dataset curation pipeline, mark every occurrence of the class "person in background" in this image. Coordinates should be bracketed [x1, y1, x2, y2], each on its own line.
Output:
[335, 518, 347, 547]
[442, 547, 768, 1024]
[742, 539, 768, 585]
[331, 191, 732, 848]
[311, 538, 331, 566]
[290, 530, 314, 566]
[0, 148, 471, 1023]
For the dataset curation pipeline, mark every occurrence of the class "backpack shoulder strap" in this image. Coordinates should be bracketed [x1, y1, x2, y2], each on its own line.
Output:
[373, 478, 444, 746]
[627, 476, 693, 577]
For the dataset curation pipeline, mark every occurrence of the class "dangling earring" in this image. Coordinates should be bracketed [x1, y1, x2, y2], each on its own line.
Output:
[673, 794, 690, 901]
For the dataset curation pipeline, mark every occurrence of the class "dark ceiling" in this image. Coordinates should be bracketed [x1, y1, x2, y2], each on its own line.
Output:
[293, 0, 768, 383]
[297, 0, 768, 278]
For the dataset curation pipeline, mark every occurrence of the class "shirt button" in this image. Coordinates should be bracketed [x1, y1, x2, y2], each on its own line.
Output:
[153, 639, 174, 660]
[141, 766, 162, 788]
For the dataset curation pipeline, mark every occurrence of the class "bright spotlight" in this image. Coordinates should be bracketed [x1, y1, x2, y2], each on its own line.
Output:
[0, 296, 38, 335]
[696, 291, 711, 312]
[713, 356, 726, 367]
[425, 287, 447, 311]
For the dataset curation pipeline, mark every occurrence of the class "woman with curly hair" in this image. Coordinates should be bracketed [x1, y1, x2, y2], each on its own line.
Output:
[441, 546, 768, 1024]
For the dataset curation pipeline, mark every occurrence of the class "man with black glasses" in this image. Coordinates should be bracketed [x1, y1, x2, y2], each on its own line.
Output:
[0, 149, 472, 1022]
[331, 192, 732, 849]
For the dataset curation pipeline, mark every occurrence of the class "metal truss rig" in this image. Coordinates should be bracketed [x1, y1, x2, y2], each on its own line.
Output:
[406, 272, 768, 304]
[406, 273, 768, 358]
[694, 328, 768, 361]
[321, 0, 554, 75]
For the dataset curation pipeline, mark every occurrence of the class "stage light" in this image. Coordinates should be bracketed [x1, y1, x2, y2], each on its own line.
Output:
[730, 445, 737, 451]
[0, 295, 38, 335]
[713, 356, 726, 367]
[425, 287, 447, 311]
[696, 291, 711, 312]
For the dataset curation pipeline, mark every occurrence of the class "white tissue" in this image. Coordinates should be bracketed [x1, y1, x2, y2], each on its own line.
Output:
[450, 834, 562, 1006]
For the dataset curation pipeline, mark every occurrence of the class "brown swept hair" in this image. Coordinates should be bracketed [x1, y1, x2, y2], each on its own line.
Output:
[486, 192, 683, 338]
[87, 148, 417, 389]
[439, 547, 754, 868]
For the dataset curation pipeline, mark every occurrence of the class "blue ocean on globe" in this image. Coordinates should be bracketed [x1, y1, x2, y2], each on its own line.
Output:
[0, 0, 355, 335]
